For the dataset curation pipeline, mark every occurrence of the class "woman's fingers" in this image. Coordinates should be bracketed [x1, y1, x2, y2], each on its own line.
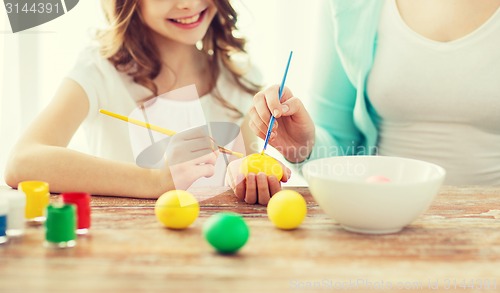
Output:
[268, 175, 282, 196]
[234, 174, 246, 201]
[251, 94, 273, 138]
[227, 153, 290, 205]
[263, 85, 294, 119]
[248, 108, 268, 138]
[280, 96, 305, 117]
[239, 173, 283, 205]
[252, 90, 273, 124]
[252, 86, 289, 126]
[280, 164, 291, 183]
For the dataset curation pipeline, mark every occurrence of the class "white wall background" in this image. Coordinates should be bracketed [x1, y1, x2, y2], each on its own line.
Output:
[0, 0, 319, 186]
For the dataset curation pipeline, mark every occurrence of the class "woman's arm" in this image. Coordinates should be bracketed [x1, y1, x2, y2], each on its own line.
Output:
[305, 1, 365, 160]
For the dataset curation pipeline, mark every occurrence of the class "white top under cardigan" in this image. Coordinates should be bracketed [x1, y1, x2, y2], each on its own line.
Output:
[367, 0, 500, 185]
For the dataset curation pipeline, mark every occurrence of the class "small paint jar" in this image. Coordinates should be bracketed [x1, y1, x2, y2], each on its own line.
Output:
[18, 181, 50, 223]
[1, 189, 26, 237]
[0, 199, 8, 244]
[61, 192, 91, 235]
[45, 203, 76, 249]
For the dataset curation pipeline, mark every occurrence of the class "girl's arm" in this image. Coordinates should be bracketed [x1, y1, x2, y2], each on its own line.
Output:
[4, 79, 174, 198]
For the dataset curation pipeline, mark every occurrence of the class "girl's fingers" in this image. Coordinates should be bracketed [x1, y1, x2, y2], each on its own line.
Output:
[190, 149, 218, 165]
[256, 172, 271, 205]
[169, 161, 214, 190]
[186, 136, 215, 152]
[196, 163, 216, 178]
[167, 137, 215, 164]
[175, 124, 209, 140]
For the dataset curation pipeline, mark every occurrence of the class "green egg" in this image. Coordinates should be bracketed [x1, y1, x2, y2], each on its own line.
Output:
[203, 212, 249, 254]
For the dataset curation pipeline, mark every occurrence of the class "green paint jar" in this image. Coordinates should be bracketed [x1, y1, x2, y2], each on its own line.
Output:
[45, 204, 76, 249]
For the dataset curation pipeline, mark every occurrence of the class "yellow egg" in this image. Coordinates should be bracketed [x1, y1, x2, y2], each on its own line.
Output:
[155, 190, 199, 229]
[267, 190, 307, 230]
[240, 153, 283, 180]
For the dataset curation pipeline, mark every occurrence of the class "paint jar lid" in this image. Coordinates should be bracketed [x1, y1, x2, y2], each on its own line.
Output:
[45, 204, 76, 243]
[0, 189, 26, 208]
[0, 199, 8, 215]
[18, 181, 49, 194]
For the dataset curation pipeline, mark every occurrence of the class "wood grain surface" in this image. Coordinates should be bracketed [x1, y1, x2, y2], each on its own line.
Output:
[1, 186, 499, 293]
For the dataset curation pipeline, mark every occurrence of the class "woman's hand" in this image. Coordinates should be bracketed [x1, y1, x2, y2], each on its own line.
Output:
[225, 157, 291, 205]
[249, 85, 315, 162]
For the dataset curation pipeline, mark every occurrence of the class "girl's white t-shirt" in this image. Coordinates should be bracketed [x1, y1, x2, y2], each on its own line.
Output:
[367, 0, 500, 185]
[67, 46, 256, 188]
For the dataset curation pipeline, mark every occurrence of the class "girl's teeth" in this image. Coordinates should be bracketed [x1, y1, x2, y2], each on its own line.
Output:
[172, 13, 200, 24]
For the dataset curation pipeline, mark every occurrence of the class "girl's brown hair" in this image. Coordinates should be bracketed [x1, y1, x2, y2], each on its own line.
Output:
[97, 0, 259, 116]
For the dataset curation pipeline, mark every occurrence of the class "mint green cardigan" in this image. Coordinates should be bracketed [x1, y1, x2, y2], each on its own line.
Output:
[308, 0, 385, 160]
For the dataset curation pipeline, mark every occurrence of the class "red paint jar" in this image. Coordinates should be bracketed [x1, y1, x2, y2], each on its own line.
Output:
[61, 192, 91, 235]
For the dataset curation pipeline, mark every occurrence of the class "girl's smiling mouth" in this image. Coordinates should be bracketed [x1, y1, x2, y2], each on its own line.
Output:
[168, 9, 208, 28]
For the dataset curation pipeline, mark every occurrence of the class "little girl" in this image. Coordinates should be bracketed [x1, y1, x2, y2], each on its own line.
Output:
[4, 0, 288, 199]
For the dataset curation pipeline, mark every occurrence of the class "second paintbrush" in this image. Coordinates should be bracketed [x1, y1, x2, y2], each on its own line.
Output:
[99, 109, 244, 158]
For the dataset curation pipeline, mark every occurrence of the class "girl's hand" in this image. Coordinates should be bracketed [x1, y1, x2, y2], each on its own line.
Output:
[249, 85, 315, 162]
[161, 126, 219, 190]
[226, 157, 291, 205]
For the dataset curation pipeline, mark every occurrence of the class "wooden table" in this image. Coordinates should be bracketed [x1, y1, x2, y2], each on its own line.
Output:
[1, 186, 499, 292]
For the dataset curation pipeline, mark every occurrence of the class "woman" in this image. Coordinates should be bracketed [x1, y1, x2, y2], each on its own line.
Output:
[235, 0, 500, 201]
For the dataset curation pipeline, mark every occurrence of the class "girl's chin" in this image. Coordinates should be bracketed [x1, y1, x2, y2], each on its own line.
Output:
[169, 35, 207, 46]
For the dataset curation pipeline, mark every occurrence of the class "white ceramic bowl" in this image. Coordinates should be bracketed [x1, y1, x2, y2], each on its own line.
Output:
[302, 156, 446, 234]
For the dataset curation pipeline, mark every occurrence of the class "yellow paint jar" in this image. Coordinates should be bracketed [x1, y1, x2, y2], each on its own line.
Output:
[18, 181, 50, 223]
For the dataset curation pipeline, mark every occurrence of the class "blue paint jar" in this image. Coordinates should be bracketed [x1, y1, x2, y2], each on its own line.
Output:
[0, 199, 8, 244]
